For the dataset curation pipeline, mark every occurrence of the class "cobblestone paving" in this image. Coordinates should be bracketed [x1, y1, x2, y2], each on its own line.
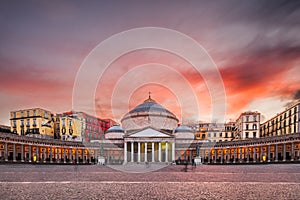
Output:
[0, 164, 300, 199]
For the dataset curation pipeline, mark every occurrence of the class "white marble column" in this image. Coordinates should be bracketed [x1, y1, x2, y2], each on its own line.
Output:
[124, 142, 127, 163]
[165, 142, 168, 162]
[4, 143, 8, 162]
[158, 142, 161, 162]
[253, 147, 256, 163]
[144, 142, 147, 162]
[13, 143, 16, 162]
[275, 144, 278, 162]
[69, 148, 72, 163]
[283, 143, 286, 161]
[63, 148, 66, 163]
[151, 142, 154, 162]
[291, 142, 295, 161]
[28, 145, 32, 163]
[36, 145, 39, 163]
[131, 142, 134, 162]
[267, 145, 271, 162]
[76, 148, 79, 164]
[138, 142, 141, 162]
[172, 142, 175, 162]
[21, 144, 24, 162]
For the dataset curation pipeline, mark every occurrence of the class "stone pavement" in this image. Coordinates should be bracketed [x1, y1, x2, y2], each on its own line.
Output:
[0, 164, 300, 199]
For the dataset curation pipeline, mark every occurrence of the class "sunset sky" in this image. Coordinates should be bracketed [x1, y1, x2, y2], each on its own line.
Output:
[0, 1, 299, 125]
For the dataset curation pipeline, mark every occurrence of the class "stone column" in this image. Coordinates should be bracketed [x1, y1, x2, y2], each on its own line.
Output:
[158, 142, 161, 162]
[21, 144, 24, 162]
[291, 142, 295, 161]
[214, 149, 217, 163]
[56, 148, 60, 163]
[28, 145, 32, 163]
[220, 149, 224, 164]
[36, 145, 39, 163]
[253, 146, 257, 163]
[165, 142, 168, 162]
[226, 149, 229, 163]
[50, 146, 53, 163]
[13, 143, 16, 162]
[239, 147, 243, 163]
[260, 146, 263, 162]
[88, 149, 92, 163]
[43, 147, 46, 163]
[283, 143, 286, 162]
[172, 142, 175, 162]
[131, 142, 134, 162]
[63, 148, 66, 163]
[152, 142, 155, 162]
[267, 145, 271, 162]
[138, 142, 141, 163]
[82, 149, 85, 163]
[94, 149, 97, 164]
[233, 148, 237, 164]
[275, 144, 278, 162]
[76, 148, 79, 164]
[246, 148, 250, 163]
[144, 142, 147, 162]
[208, 149, 211, 164]
[4, 143, 8, 162]
[124, 142, 127, 164]
[69, 148, 72, 163]
[189, 149, 192, 164]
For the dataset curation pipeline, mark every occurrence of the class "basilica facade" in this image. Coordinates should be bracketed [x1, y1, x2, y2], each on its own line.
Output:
[98, 95, 195, 164]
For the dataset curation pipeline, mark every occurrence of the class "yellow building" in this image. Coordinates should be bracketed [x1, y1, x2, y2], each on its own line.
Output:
[54, 112, 82, 141]
[10, 108, 54, 138]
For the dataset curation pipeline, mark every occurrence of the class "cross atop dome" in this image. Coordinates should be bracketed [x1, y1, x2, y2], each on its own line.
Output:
[144, 91, 156, 103]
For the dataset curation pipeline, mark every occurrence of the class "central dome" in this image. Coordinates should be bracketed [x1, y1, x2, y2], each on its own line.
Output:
[121, 94, 179, 131]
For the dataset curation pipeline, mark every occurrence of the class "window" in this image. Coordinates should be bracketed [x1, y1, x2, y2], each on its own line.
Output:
[33, 119, 36, 126]
[27, 111, 30, 117]
[33, 110, 36, 116]
[225, 132, 228, 138]
[245, 132, 249, 138]
[13, 112, 16, 118]
[208, 133, 211, 137]
[214, 133, 216, 137]
[219, 133, 222, 137]
[26, 119, 30, 126]
[202, 134, 205, 139]
[295, 107, 297, 113]
[21, 111, 24, 117]
[13, 121, 16, 127]
[246, 116, 249, 122]
[20, 120, 24, 126]
[69, 119, 72, 126]
[253, 132, 256, 138]
[44, 112, 48, 118]
[253, 124, 257, 130]
[62, 119, 66, 127]
[253, 115, 257, 122]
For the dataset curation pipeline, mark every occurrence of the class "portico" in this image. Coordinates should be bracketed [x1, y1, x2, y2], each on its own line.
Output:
[123, 127, 175, 163]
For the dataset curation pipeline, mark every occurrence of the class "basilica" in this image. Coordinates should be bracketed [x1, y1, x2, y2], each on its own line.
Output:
[100, 94, 196, 164]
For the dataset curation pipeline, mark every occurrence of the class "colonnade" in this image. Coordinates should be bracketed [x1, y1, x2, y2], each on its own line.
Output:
[175, 141, 299, 164]
[123, 141, 175, 163]
[0, 142, 98, 164]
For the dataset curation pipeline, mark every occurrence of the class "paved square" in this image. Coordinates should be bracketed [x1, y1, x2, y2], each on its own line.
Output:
[0, 164, 300, 199]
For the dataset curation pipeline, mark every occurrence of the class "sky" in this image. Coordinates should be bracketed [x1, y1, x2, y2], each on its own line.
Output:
[0, 0, 300, 125]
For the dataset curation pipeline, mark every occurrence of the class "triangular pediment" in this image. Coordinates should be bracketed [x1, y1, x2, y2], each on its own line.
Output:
[126, 127, 173, 138]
